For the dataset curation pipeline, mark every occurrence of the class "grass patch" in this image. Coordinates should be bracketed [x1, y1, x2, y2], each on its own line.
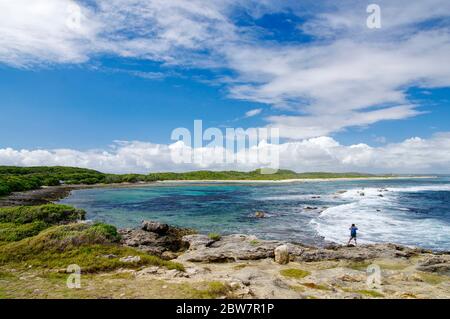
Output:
[249, 240, 259, 246]
[280, 268, 310, 279]
[0, 270, 16, 280]
[301, 282, 331, 291]
[0, 223, 183, 273]
[233, 263, 249, 270]
[375, 261, 409, 271]
[417, 272, 446, 285]
[345, 261, 372, 271]
[208, 233, 221, 241]
[0, 204, 85, 225]
[0, 221, 49, 242]
[191, 281, 232, 299]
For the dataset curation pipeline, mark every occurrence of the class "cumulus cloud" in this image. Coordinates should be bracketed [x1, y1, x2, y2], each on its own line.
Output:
[1, 133, 450, 174]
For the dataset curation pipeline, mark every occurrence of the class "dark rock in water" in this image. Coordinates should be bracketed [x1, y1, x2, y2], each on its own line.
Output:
[119, 221, 196, 257]
[255, 211, 266, 218]
[142, 220, 169, 234]
[304, 206, 318, 210]
[311, 196, 321, 199]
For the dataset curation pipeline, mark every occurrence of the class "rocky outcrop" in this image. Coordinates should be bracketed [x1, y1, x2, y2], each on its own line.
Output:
[417, 255, 450, 274]
[177, 233, 433, 265]
[178, 234, 286, 262]
[141, 221, 169, 234]
[177, 234, 308, 263]
[296, 243, 428, 262]
[254, 211, 266, 218]
[119, 220, 196, 258]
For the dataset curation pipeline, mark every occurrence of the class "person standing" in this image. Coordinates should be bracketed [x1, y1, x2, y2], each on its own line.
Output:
[347, 224, 358, 246]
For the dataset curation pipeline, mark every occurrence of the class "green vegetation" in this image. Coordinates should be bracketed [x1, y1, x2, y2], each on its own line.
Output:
[249, 239, 260, 246]
[0, 221, 48, 242]
[0, 203, 184, 273]
[190, 281, 232, 298]
[417, 272, 446, 285]
[208, 232, 221, 241]
[0, 204, 85, 224]
[280, 268, 311, 279]
[0, 165, 382, 198]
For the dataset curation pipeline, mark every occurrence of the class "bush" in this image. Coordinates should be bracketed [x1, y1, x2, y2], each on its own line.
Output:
[0, 221, 48, 242]
[87, 223, 121, 242]
[0, 204, 85, 225]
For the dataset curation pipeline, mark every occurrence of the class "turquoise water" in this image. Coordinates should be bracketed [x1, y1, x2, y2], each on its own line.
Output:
[59, 177, 450, 250]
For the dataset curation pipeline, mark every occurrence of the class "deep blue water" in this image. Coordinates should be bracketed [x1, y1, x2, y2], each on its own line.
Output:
[59, 177, 450, 250]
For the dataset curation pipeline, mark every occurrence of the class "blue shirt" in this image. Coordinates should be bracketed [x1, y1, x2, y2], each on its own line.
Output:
[350, 227, 358, 237]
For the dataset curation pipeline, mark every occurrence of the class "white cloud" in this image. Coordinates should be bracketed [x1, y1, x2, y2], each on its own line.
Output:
[0, 0, 98, 67]
[1, 0, 450, 139]
[244, 108, 262, 118]
[2, 133, 450, 174]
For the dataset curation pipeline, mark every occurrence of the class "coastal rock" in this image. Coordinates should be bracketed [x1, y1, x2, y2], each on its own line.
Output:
[141, 220, 169, 234]
[295, 243, 423, 262]
[274, 245, 290, 264]
[119, 256, 141, 263]
[182, 234, 215, 249]
[178, 234, 283, 263]
[255, 211, 266, 218]
[119, 222, 195, 256]
[417, 255, 450, 274]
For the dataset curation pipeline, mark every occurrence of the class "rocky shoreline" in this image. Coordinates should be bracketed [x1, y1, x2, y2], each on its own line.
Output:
[1, 187, 449, 298]
[113, 220, 450, 298]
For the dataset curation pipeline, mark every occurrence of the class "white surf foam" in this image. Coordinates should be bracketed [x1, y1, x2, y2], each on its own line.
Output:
[311, 184, 450, 250]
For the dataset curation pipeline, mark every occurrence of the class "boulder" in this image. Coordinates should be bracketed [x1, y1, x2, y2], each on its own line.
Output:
[141, 221, 169, 234]
[417, 256, 450, 274]
[255, 211, 266, 218]
[182, 234, 215, 249]
[274, 245, 289, 264]
[119, 222, 195, 256]
[119, 256, 141, 263]
[178, 234, 283, 263]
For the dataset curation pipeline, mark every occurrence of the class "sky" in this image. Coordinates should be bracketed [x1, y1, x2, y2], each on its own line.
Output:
[1, 0, 450, 173]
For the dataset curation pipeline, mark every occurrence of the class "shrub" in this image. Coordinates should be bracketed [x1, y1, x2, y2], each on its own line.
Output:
[87, 223, 121, 242]
[0, 204, 85, 225]
[0, 221, 48, 242]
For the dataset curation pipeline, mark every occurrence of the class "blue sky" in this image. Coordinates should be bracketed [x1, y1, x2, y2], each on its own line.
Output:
[0, 0, 450, 173]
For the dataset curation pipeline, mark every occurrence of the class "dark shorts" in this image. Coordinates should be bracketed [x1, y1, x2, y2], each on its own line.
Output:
[350, 235, 357, 238]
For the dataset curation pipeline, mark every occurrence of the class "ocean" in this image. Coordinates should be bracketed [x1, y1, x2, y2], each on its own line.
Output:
[58, 177, 450, 251]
